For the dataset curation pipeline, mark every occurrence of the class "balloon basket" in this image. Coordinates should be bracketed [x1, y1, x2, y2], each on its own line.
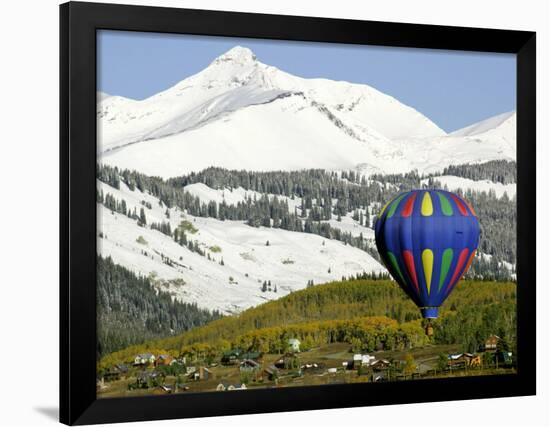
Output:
[425, 321, 434, 337]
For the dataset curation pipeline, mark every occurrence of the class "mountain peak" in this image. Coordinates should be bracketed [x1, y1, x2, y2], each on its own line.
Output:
[212, 46, 257, 65]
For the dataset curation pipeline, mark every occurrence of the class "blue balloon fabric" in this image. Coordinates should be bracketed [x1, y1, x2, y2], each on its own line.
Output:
[374, 190, 480, 319]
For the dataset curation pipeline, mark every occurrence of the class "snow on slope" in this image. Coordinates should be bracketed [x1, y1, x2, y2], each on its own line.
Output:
[101, 93, 413, 177]
[98, 180, 384, 314]
[389, 112, 516, 175]
[421, 175, 516, 199]
[450, 111, 515, 137]
[97, 47, 515, 178]
[183, 183, 301, 212]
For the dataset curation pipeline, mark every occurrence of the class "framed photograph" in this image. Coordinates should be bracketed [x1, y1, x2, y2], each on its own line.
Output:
[60, 1, 536, 425]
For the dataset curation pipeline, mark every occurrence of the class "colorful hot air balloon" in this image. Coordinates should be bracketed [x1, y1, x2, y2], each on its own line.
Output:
[374, 189, 480, 321]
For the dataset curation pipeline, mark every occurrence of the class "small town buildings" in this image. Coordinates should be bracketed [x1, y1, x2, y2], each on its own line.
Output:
[264, 365, 279, 381]
[155, 354, 174, 367]
[103, 364, 129, 382]
[239, 359, 261, 373]
[188, 366, 211, 381]
[447, 353, 480, 368]
[134, 353, 156, 366]
[288, 338, 301, 353]
[485, 335, 501, 352]
[221, 349, 242, 365]
[352, 354, 376, 369]
[371, 359, 391, 371]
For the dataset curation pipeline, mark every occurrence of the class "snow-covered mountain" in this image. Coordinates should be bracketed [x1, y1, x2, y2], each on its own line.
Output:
[96, 46, 517, 314]
[97, 46, 517, 178]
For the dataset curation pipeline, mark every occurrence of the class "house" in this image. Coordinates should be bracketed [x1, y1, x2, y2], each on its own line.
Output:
[327, 367, 338, 374]
[103, 368, 118, 382]
[239, 359, 261, 373]
[169, 357, 185, 367]
[188, 366, 211, 381]
[362, 354, 375, 366]
[103, 364, 129, 382]
[371, 359, 391, 371]
[447, 353, 479, 367]
[288, 338, 301, 353]
[134, 353, 156, 366]
[221, 349, 242, 365]
[264, 365, 279, 381]
[352, 354, 375, 369]
[485, 335, 501, 352]
[155, 354, 174, 367]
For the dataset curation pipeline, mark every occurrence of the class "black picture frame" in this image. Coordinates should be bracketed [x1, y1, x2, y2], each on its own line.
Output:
[60, 1, 536, 425]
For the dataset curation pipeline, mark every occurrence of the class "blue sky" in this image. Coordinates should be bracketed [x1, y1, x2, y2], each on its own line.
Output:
[97, 30, 516, 133]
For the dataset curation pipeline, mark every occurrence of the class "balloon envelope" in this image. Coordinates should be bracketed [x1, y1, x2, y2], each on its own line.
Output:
[374, 190, 480, 319]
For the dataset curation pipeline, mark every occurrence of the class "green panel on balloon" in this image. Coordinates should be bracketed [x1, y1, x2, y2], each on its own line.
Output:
[387, 251, 406, 284]
[387, 194, 407, 218]
[438, 248, 454, 292]
[436, 192, 453, 216]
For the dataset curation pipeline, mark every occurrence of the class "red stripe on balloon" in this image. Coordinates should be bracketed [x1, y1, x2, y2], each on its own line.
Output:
[446, 248, 470, 292]
[450, 194, 468, 216]
[465, 200, 477, 216]
[464, 250, 476, 273]
[401, 192, 417, 217]
[402, 250, 419, 293]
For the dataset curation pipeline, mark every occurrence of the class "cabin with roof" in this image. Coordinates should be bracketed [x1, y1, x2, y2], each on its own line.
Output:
[134, 353, 156, 366]
[221, 349, 242, 365]
[239, 359, 261, 373]
[371, 359, 391, 371]
[155, 354, 174, 367]
[485, 335, 501, 352]
[188, 366, 211, 381]
[447, 353, 480, 368]
[103, 364, 129, 382]
[264, 365, 279, 381]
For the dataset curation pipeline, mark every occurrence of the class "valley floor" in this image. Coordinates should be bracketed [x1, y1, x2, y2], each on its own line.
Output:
[97, 342, 515, 398]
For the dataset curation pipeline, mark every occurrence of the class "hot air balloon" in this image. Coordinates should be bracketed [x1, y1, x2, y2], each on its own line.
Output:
[374, 189, 480, 332]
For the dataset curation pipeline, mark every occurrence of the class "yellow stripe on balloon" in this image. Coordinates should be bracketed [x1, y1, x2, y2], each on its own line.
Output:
[379, 199, 392, 217]
[421, 192, 433, 216]
[422, 249, 434, 295]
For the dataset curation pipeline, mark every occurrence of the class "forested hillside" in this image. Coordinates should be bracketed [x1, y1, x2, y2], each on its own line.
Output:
[97, 256, 221, 357]
[98, 161, 517, 279]
[99, 278, 516, 368]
